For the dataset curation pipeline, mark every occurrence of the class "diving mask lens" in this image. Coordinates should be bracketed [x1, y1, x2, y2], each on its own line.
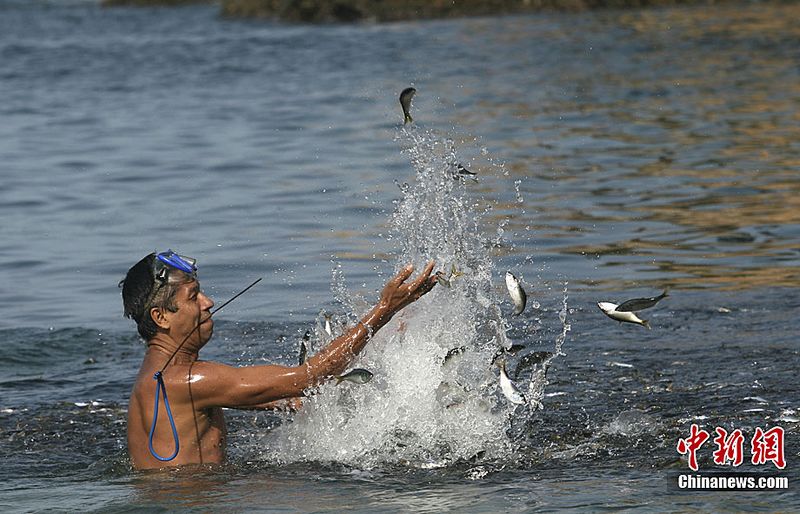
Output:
[155, 250, 197, 282]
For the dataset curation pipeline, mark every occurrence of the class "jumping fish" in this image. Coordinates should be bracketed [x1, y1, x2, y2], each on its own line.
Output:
[435, 264, 465, 288]
[435, 271, 451, 288]
[514, 351, 554, 379]
[456, 163, 476, 177]
[505, 271, 527, 316]
[597, 302, 651, 329]
[399, 87, 416, 124]
[335, 368, 374, 385]
[615, 290, 669, 312]
[298, 330, 310, 365]
[498, 360, 526, 405]
[443, 345, 467, 365]
[490, 343, 526, 365]
[324, 313, 333, 337]
[451, 163, 478, 182]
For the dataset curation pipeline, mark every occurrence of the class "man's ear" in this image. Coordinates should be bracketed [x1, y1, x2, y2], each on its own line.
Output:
[150, 306, 170, 330]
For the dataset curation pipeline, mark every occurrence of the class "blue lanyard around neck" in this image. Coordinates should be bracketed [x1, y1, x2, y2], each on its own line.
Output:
[148, 371, 180, 461]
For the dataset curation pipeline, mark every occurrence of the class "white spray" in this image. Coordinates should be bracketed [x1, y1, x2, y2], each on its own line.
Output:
[262, 123, 568, 468]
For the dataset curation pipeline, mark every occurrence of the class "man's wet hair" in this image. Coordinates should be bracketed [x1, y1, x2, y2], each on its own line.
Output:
[120, 253, 190, 341]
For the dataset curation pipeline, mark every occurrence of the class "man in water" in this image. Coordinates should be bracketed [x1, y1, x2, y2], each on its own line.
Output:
[121, 250, 436, 470]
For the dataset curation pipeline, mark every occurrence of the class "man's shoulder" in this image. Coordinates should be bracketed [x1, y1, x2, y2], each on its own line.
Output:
[191, 359, 234, 372]
[183, 360, 239, 385]
[154, 360, 233, 386]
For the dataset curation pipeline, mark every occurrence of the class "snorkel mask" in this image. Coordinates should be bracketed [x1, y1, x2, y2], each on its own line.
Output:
[144, 250, 198, 312]
[154, 250, 197, 283]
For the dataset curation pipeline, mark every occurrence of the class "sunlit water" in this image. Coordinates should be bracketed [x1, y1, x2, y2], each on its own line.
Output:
[1, 2, 799, 512]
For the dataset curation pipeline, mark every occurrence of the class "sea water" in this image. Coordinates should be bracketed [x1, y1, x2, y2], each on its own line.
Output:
[1, 2, 799, 512]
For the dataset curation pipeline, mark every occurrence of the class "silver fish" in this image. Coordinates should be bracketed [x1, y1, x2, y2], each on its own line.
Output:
[335, 368, 374, 385]
[490, 343, 526, 365]
[505, 271, 527, 316]
[597, 302, 651, 329]
[435, 264, 465, 288]
[298, 330, 310, 365]
[399, 87, 415, 124]
[456, 163, 476, 176]
[443, 345, 466, 365]
[451, 163, 478, 182]
[615, 290, 669, 312]
[498, 360, 526, 405]
[324, 313, 333, 337]
[435, 271, 451, 288]
[514, 351, 553, 379]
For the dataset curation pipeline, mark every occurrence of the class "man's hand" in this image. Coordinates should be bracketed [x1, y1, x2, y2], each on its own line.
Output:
[378, 261, 437, 317]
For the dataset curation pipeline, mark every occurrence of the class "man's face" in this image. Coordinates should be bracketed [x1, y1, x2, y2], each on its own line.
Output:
[167, 279, 214, 347]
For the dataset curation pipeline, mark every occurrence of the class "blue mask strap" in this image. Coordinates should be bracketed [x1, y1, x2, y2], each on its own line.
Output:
[148, 371, 180, 461]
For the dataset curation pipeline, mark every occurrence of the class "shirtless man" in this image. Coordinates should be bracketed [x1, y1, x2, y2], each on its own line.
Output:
[120, 250, 436, 470]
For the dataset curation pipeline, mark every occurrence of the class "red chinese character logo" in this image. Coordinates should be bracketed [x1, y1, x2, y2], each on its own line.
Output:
[751, 426, 786, 469]
[677, 423, 710, 471]
[712, 427, 744, 466]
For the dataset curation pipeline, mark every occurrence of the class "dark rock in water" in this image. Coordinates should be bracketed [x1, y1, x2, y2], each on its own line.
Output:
[218, 0, 746, 23]
[220, 0, 541, 22]
[101, 0, 765, 19]
[101, 0, 213, 6]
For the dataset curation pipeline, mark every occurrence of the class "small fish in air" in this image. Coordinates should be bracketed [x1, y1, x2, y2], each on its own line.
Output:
[450, 163, 478, 182]
[435, 264, 464, 288]
[443, 345, 466, 365]
[324, 313, 333, 337]
[490, 343, 526, 365]
[399, 87, 416, 124]
[335, 368, 374, 385]
[505, 271, 527, 316]
[597, 302, 651, 329]
[456, 163, 477, 177]
[298, 330, 310, 365]
[615, 289, 669, 312]
[514, 351, 553, 379]
[497, 360, 526, 405]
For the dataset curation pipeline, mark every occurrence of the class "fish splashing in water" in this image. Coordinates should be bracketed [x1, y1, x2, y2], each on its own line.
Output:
[264, 106, 567, 468]
[335, 368, 373, 385]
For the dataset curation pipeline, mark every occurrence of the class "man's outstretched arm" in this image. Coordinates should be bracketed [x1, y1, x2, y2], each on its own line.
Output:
[190, 262, 437, 409]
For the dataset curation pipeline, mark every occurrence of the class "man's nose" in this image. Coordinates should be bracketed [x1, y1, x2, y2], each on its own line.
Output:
[201, 292, 214, 310]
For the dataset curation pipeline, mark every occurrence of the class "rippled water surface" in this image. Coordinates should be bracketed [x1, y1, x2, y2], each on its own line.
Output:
[1, 2, 799, 512]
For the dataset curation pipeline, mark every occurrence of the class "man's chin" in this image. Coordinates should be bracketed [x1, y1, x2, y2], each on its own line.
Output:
[200, 318, 214, 338]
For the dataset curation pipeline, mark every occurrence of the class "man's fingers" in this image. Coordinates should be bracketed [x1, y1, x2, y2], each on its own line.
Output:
[421, 276, 437, 294]
[411, 261, 436, 289]
[390, 264, 415, 287]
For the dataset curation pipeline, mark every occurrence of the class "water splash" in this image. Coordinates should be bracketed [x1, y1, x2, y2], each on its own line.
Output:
[526, 284, 570, 410]
[263, 124, 568, 468]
